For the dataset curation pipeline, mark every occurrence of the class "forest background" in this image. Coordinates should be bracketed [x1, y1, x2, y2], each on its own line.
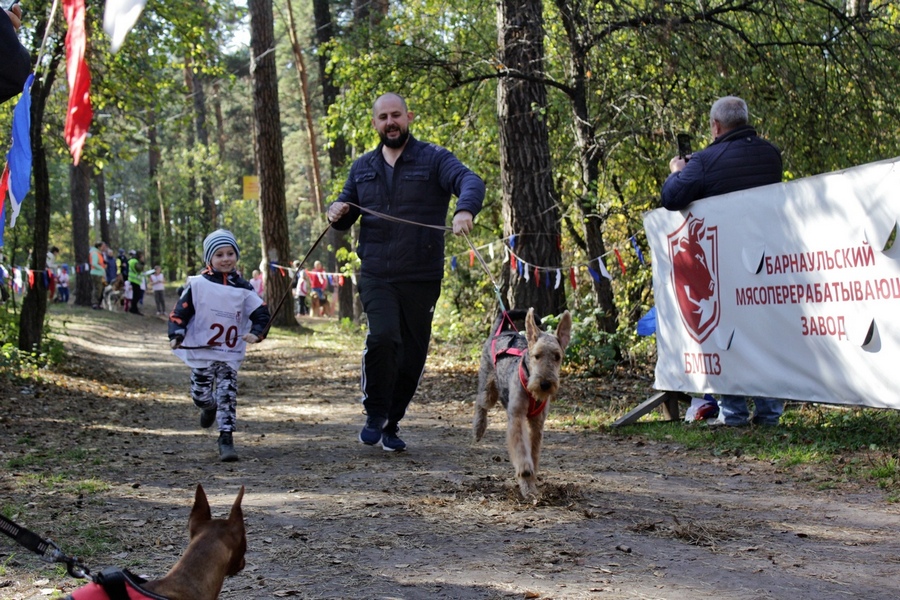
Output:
[1, 0, 898, 370]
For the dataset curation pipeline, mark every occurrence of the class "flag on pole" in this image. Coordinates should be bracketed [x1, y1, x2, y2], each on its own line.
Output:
[6, 74, 33, 229]
[103, 0, 148, 52]
[64, 0, 93, 166]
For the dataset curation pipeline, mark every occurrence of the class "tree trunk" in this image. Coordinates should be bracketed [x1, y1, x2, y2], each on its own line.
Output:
[71, 161, 93, 307]
[95, 168, 110, 245]
[314, 0, 354, 320]
[496, 0, 565, 318]
[285, 0, 324, 214]
[148, 113, 161, 267]
[18, 74, 52, 351]
[555, 0, 618, 334]
[249, 0, 293, 327]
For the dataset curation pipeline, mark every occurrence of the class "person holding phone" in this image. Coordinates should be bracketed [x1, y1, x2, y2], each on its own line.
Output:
[660, 95, 785, 427]
[1, 3, 31, 104]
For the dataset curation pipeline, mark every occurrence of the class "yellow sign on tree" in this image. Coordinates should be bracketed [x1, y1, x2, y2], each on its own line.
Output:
[243, 176, 259, 200]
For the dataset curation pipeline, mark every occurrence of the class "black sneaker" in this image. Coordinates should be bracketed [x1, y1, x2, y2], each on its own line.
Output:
[381, 429, 407, 452]
[200, 407, 216, 428]
[218, 431, 239, 462]
[358, 417, 385, 445]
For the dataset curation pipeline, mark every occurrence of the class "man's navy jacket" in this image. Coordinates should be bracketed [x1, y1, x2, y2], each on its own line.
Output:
[661, 125, 782, 210]
[330, 135, 485, 282]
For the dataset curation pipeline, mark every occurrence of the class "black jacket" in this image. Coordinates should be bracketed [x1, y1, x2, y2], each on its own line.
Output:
[330, 135, 485, 282]
[661, 125, 783, 210]
[1, 11, 30, 104]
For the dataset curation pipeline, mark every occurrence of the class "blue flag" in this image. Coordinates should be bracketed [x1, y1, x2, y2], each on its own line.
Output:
[7, 74, 33, 228]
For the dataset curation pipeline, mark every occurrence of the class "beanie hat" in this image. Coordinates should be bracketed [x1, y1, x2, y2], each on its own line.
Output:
[203, 229, 240, 266]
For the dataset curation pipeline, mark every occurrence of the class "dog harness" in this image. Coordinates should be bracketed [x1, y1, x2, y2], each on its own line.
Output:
[67, 568, 168, 600]
[490, 321, 548, 419]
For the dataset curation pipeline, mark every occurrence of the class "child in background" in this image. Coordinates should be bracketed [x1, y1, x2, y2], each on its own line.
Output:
[57, 265, 70, 303]
[122, 279, 133, 312]
[168, 229, 270, 462]
[150, 265, 166, 316]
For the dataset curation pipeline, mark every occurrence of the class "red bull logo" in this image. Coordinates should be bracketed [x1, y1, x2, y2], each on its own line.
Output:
[667, 215, 720, 343]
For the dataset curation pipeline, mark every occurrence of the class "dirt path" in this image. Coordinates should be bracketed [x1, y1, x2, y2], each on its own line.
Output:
[1, 301, 899, 599]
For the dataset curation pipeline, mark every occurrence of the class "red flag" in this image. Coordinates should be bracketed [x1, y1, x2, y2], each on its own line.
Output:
[64, 0, 93, 166]
[569, 267, 577, 289]
[533, 266, 540, 287]
[614, 248, 627, 275]
[0, 165, 8, 246]
[469, 248, 475, 267]
[510, 253, 517, 271]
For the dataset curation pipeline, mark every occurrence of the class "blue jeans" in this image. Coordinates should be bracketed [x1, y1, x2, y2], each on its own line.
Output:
[718, 395, 784, 425]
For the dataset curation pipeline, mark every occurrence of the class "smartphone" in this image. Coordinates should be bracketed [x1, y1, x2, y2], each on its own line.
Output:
[677, 133, 692, 159]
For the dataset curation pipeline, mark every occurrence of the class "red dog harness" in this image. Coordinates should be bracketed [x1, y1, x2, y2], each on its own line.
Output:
[66, 569, 167, 600]
[490, 319, 548, 419]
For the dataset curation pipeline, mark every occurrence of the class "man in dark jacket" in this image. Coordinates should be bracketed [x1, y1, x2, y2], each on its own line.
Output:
[327, 92, 485, 451]
[1, 4, 31, 104]
[661, 95, 785, 426]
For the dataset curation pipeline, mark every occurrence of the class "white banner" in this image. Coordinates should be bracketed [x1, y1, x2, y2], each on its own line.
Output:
[644, 156, 900, 409]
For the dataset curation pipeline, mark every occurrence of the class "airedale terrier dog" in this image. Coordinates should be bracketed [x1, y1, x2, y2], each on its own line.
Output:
[473, 307, 572, 498]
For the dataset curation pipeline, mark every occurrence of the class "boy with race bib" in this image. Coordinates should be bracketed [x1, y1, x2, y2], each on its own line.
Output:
[168, 229, 271, 462]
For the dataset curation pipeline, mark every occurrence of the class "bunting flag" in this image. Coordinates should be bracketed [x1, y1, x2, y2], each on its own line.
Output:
[587, 266, 600, 282]
[614, 248, 627, 275]
[6, 74, 33, 229]
[630, 235, 645, 264]
[103, 0, 148, 53]
[450, 256, 457, 271]
[597, 259, 612, 280]
[533, 266, 540, 287]
[510, 253, 517, 271]
[569, 267, 577, 289]
[64, 0, 93, 166]
[509, 234, 516, 248]
[554, 269, 561, 290]
[468, 248, 474, 267]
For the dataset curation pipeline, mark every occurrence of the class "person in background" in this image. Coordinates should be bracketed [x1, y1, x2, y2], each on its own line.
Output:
[169, 229, 270, 462]
[308, 261, 330, 317]
[327, 92, 485, 451]
[661, 95, 784, 426]
[150, 265, 166, 316]
[250, 269, 264, 298]
[1, 3, 30, 104]
[46, 246, 59, 301]
[293, 264, 309, 318]
[88, 241, 108, 310]
[56, 264, 69, 303]
[127, 250, 145, 315]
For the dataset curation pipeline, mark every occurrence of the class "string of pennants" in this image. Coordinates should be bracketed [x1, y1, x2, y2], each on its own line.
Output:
[264, 230, 648, 292]
[1, 0, 151, 246]
[448, 233, 648, 289]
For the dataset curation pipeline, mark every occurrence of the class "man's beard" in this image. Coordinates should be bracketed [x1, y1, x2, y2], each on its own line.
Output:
[379, 128, 410, 149]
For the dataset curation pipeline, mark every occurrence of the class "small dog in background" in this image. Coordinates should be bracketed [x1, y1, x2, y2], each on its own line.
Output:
[474, 308, 572, 498]
[66, 484, 246, 600]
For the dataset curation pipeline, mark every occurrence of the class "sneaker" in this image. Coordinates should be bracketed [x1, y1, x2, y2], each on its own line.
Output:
[381, 429, 407, 452]
[200, 407, 216, 429]
[358, 417, 385, 445]
[218, 431, 239, 462]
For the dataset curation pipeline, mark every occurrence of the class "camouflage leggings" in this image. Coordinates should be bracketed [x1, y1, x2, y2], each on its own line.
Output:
[190, 361, 238, 432]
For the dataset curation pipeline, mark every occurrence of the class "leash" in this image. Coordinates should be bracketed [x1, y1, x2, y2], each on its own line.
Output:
[0, 513, 91, 580]
[260, 223, 332, 338]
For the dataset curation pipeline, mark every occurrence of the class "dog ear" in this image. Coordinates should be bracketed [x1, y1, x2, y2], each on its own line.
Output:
[189, 484, 212, 538]
[228, 486, 245, 525]
[555, 311, 573, 351]
[525, 308, 540, 345]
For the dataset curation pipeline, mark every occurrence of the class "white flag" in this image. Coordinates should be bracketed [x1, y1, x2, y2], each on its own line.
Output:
[104, 0, 148, 52]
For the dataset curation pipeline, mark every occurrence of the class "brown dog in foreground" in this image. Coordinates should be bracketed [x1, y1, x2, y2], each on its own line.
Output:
[66, 484, 245, 600]
[474, 308, 572, 499]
